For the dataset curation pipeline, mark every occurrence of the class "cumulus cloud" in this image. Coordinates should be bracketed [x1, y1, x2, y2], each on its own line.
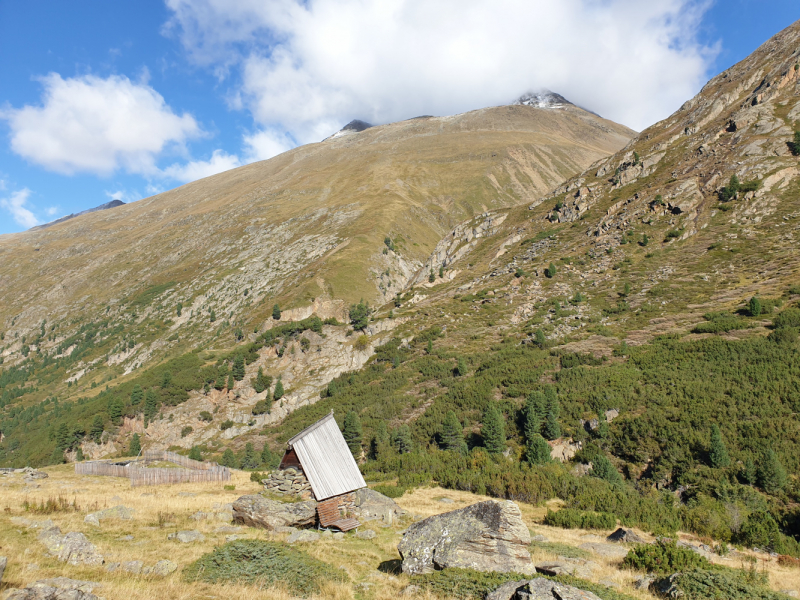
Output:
[162, 149, 242, 182]
[0, 188, 39, 228]
[165, 0, 717, 138]
[242, 128, 296, 162]
[1, 73, 202, 176]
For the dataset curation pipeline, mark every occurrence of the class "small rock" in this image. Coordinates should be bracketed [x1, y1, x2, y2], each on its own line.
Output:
[152, 559, 178, 576]
[142, 566, 153, 575]
[598, 579, 620, 588]
[437, 497, 455, 504]
[634, 576, 654, 590]
[401, 585, 422, 596]
[85, 505, 134, 526]
[275, 526, 297, 534]
[0, 556, 6, 585]
[287, 530, 320, 544]
[105, 562, 121, 573]
[333, 532, 345, 540]
[25, 564, 40, 572]
[117, 535, 134, 541]
[780, 590, 799, 599]
[606, 527, 645, 544]
[225, 534, 242, 542]
[122, 560, 143, 574]
[38, 528, 104, 566]
[168, 530, 205, 543]
[215, 525, 241, 534]
[530, 534, 549, 543]
[321, 530, 333, 538]
[356, 529, 376, 540]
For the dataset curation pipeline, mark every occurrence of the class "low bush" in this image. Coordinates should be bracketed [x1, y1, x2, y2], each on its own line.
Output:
[371, 483, 406, 498]
[543, 508, 616, 530]
[692, 313, 750, 334]
[622, 539, 710, 574]
[183, 540, 346, 596]
[559, 353, 604, 369]
[657, 570, 787, 600]
[220, 419, 234, 431]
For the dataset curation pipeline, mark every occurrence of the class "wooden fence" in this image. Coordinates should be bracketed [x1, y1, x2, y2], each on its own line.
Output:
[75, 453, 230, 487]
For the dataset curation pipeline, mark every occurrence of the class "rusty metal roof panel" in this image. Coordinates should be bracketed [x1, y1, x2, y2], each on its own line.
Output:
[289, 412, 366, 500]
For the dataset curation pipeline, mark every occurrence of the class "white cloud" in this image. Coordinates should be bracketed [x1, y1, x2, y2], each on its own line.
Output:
[162, 149, 241, 183]
[1, 188, 39, 228]
[46, 206, 59, 216]
[165, 0, 718, 137]
[242, 128, 295, 162]
[1, 73, 202, 176]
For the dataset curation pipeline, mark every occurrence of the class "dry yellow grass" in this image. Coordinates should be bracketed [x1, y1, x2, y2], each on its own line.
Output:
[1, 470, 797, 599]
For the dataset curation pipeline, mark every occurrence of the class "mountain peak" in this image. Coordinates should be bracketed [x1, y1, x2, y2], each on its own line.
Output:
[326, 119, 373, 141]
[513, 90, 573, 109]
[30, 199, 125, 231]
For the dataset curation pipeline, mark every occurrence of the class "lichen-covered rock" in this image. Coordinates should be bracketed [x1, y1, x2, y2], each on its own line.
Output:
[518, 578, 603, 600]
[167, 530, 204, 543]
[84, 505, 133, 526]
[38, 528, 103, 566]
[397, 500, 533, 575]
[152, 559, 178, 576]
[286, 530, 320, 544]
[232, 494, 317, 530]
[5, 577, 102, 600]
[353, 488, 407, 524]
[486, 579, 528, 600]
[606, 527, 645, 544]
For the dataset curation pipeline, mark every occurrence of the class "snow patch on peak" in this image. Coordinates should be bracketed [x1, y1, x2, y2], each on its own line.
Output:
[513, 90, 573, 109]
[326, 119, 373, 140]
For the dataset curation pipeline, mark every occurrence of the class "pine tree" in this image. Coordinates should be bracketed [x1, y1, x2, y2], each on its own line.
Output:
[56, 423, 70, 451]
[75, 447, 85, 461]
[215, 363, 228, 390]
[130, 384, 143, 405]
[481, 405, 506, 455]
[591, 454, 622, 486]
[342, 411, 363, 458]
[273, 377, 284, 400]
[393, 425, 413, 454]
[220, 448, 237, 468]
[534, 329, 546, 348]
[427, 340, 433, 354]
[129, 433, 141, 456]
[161, 370, 172, 388]
[749, 296, 762, 317]
[253, 367, 272, 394]
[240, 442, 258, 470]
[709, 424, 730, 468]
[349, 300, 370, 330]
[527, 434, 552, 465]
[261, 443, 277, 468]
[441, 411, 466, 453]
[758, 450, 787, 495]
[226, 373, 234, 390]
[189, 446, 202, 461]
[232, 354, 245, 381]
[524, 392, 545, 438]
[107, 396, 123, 425]
[542, 386, 561, 440]
[272, 303, 281, 320]
[455, 357, 468, 376]
[372, 421, 390, 459]
[90, 415, 104, 443]
[144, 389, 158, 425]
[743, 456, 757, 485]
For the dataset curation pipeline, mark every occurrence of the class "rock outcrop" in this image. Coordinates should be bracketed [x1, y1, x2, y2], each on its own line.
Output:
[5, 578, 102, 600]
[487, 578, 603, 600]
[232, 494, 317, 530]
[37, 527, 103, 566]
[397, 500, 533, 575]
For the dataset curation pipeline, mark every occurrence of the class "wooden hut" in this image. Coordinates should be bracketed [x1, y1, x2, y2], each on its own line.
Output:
[279, 411, 366, 531]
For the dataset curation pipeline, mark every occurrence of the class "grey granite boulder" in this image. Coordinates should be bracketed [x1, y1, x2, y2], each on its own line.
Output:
[517, 578, 602, 600]
[5, 577, 101, 600]
[577, 542, 629, 559]
[398, 500, 534, 575]
[152, 559, 178, 576]
[38, 528, 103, 566]
[84, 505, 134, 526]
[287, 530, 320, 543]
[232, 494, 317, 530]
[606, 527, 645, 544]
[353, 488, 408, 524]
[486, 579, 529, 600]
[167, 530, 204, 543]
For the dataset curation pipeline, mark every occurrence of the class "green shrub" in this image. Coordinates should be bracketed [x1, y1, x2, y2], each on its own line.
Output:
[559, 353, 604, 368]
[180, 426, 193, 438]
[220, 419, 234, 431]
[692, 312, 750, 334]
[371, 484, 406, 498]
[623, 539, 710, 574]
[183, 540, 346, 596]
[543, 508, 616, 530]
[410, 568, 529, 600]
[774, 308, 800, 329]
[656, 570, 788, 600]
[199, 411, 213, 422]
[664, 229, 681, 242]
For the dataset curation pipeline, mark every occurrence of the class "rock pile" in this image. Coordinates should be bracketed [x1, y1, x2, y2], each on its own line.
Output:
[4, 577, 102, 600]
[262, 467, 313, 498]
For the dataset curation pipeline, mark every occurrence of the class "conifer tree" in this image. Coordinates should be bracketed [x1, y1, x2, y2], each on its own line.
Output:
[525, 392, 546, 438]
[240, 442, 258, 470]
[743, 456, 757, 485]
[220, 448, 236, 468]
[758, 449, 787, 494]
[591, 454, 622, 486]
[226, 372, 234, 390]
[273, 376, 284, 400]
[709, 424, 730, 468]
[56, 423, 70, 451]
[130, 384, 143, 405]
[527, 434, 552, 465]
[189, 446, 202, 461]
[749, 296, 762, 317]
[215, 363, 228, 390]
[441, 411, 466, 453]
[542, 386, 561, 440]
[372, 421, 390, 459]
[261, 443, 277, 468]
[482, 405, 506, 455]
[144, 389, 158, 425]
[129, 433, 141, 456]
[456, 357, 468, 377]
[393, 425, 413, 454]
[232, 354, 245, 381]
[534, 329, 546, 348]
[342, 411, 363, 458]
[75, 447, 85, 461]
[272, 304, 281, 320]
[90, 415, 104, 443]
[107, 396, 123, 425]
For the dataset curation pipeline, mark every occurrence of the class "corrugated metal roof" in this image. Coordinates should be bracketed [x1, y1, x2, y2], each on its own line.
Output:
[288, 411, 366, 500]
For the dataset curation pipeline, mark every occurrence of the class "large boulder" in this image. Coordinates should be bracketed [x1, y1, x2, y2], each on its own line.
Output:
[397, 500, 533, 575]
[5, 577, 101, 600]
[37, 528, 103, 566]
[606, 527, 645, 544]
[232, 494, 317, 530]
[353, 488, 408, 524]
[519, 578, 603, 600]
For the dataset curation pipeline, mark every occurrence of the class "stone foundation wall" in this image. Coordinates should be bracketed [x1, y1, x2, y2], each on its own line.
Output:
[263, 467, 312, 499]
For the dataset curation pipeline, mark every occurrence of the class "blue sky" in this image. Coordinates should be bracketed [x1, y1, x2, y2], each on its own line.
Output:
[1, 0, 798, 235]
